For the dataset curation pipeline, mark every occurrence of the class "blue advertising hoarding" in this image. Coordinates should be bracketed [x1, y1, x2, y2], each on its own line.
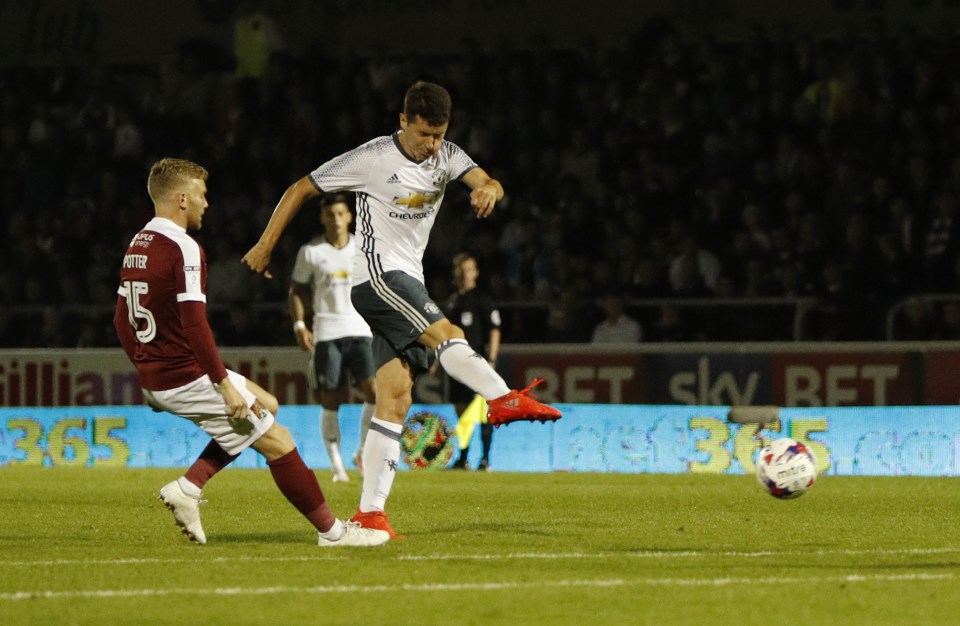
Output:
[1, 404, 958, 476]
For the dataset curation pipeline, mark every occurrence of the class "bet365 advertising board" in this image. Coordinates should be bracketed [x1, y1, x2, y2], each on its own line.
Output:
[1, 403, 957, 476]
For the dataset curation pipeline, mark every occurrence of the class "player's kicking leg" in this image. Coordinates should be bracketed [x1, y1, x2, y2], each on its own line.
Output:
[435, 337, 562, 427]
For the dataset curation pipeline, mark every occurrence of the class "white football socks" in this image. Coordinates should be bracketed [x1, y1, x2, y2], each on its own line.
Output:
[436, 338, 510, 400]
[359, 417, 402, 513]
[177, 476, 202, 497]
[358, 401, 375, 457]
[326, 441, 347, 477]
[317, 518, 345, 541]
[321, 408, 347, 476]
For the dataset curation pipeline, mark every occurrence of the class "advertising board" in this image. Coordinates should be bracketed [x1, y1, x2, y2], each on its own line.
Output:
[3, 404, 957, 476]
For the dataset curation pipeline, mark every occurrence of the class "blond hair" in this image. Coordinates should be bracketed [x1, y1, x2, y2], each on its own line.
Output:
[147, 158, 208, 204]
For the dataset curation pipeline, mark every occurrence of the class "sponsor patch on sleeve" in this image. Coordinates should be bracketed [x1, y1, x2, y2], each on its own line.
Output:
[184, 266, 202, 291]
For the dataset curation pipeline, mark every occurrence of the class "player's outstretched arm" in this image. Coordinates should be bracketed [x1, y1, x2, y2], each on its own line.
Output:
[463, 167, 504, 218]
[242, 176, 320, 278]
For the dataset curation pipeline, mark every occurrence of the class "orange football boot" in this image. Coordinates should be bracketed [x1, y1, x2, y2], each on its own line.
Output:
[486, 378, 563, 428]
[350, 509, 405, 540]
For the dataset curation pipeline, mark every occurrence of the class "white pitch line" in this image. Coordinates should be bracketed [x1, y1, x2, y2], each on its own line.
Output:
[0, 546, 956, 568]
[399, 547, 960, 561]
[0, 579, 626, 601]
[0, 572, 955, 602]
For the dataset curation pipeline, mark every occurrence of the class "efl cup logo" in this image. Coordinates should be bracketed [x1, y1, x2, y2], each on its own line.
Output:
[401, 412, 454, 469]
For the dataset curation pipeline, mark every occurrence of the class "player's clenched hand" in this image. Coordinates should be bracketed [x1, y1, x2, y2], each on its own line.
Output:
[217, 378, 248, 420]
[295, 326, 314, 352]
[470, 185, 498, 218]
[242, 242, 274, 279]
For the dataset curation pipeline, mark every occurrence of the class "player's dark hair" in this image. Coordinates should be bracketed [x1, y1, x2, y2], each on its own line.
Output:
[404, 81, 452, 126]
[319, 192, 351, 210]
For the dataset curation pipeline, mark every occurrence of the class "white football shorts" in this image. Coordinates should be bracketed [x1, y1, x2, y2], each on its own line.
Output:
[142, 370, 275, 456]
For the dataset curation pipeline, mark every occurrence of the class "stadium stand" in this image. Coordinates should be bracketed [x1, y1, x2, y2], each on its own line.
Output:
[4, 16, 960, 346]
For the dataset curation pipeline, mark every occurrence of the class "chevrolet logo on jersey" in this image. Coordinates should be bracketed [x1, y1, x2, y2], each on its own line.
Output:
[394, 192, 437, 209]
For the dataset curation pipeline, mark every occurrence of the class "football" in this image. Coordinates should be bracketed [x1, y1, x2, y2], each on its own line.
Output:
[401, 411, 455, 469]
[755, 437, 818, 499]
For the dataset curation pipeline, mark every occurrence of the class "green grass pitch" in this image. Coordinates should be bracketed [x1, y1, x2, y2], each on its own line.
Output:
[1, 466, 958, 625]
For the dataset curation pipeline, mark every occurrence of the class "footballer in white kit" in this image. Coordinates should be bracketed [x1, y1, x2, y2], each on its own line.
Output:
[244, 81, 563, 540]
[292, 230, 372, 343]
[309, 133, 478, 286]
[308, 133, 478, 372]
[290, 195, 377, 482]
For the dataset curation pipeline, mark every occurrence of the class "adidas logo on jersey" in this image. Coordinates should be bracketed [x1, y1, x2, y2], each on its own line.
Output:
[386, 173, 400, 183]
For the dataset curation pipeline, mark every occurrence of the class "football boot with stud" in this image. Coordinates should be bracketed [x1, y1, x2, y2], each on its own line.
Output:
[350, 509, 406, 540]
[158, 480, 207, 545]
[317, 520, 390, 547]
[486, 378, 562, 428]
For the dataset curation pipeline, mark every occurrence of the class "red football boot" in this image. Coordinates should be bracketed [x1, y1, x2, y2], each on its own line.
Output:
[486, 378, 563, 428]
[350, 509, 405, 540]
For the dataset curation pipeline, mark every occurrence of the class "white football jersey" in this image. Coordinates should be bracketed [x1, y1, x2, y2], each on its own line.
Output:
[309, 132, 477, 285]
[291, 234, 372, 341]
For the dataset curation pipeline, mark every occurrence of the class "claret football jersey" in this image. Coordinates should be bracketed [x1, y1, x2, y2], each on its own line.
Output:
[116, 217, 210, 390]
[308, 132, 477, 285]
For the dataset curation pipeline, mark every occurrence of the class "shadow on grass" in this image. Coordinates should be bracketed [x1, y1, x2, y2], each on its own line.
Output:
[212, 531, 312, 544]
[418, 523, 560, 537]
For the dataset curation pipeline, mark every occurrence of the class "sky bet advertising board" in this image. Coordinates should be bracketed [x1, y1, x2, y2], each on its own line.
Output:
[0, 346, 951, 407]
[502, 348, 932, 405]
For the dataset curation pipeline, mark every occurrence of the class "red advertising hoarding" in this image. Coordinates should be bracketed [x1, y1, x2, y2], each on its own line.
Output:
[770, 351, 919, 406]
[923, 350, 960, 405]
[1, 346, 956, 407]
[505, 352, 646, 404]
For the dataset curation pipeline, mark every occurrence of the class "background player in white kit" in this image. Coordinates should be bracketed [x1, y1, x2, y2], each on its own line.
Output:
[114, 158, 387, 547]
[243, 82, 562, 539]
[289, 192, 377, 483]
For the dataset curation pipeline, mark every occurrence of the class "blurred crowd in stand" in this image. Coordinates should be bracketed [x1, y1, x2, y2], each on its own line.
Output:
[4, 16, 960, 348]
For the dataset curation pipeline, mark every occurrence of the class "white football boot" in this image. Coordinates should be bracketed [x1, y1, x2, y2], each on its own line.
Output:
[317, 520, 390, 547]
[158, 480, 207, 545]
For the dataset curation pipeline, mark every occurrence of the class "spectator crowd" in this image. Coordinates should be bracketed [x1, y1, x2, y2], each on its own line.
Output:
[4, 17, 960, 347]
